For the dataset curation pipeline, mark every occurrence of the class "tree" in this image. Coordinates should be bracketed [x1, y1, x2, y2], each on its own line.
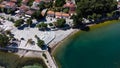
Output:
[31, 11, 43, 20]
[54, 19, 66, 28]
[55, 0, 65, 7]
[45, 2, 53, 8]
[63, 8, 69, 13]
[26, 18, 32, 26]
[38, 1, 45, 11]
[37, 22, 48, 30]
[37, 39, 45, 48]
[71, 15, 82, 28]
[49, 23, 53, 26]
[75, 0, 117, 22]
[0, 34, 10, 47]
[27, 0, 34, 6]
[14, 19, 24, 27]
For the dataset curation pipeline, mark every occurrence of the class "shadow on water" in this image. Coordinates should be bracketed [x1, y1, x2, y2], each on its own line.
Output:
[80, 24, 90, 31]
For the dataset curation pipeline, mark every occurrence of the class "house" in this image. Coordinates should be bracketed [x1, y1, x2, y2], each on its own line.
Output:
[19, 5, 29, 13]
[47, 10, 55, 17]
[11, 0, 18, 2]
[55, 12, 62, 18]
[22, 0, 29, 5]
[47, 10, 71, 18]
[62, 13, 70, 18]
[63, 1, 76, 14]
[5, 1, 16, 10]
[33, 0, 41, 7]
[26, 10, 35, 15]
[41, 0, 52, 2]
[117, 1, 120, 10]
[55, 12, 70, 18]
[41, 9, 48, 16]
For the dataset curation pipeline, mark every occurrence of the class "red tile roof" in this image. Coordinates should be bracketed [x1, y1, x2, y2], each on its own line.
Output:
[11, 0, 17, 2]
[19, 5, 29, 11]
[35, 0, 41, 3]
[6, 2, 15, 7]
[47, 11, 55, 15]
[64, 2, 75, 8]
[22, 0, 29, 3]
[118, 2, 120, 5]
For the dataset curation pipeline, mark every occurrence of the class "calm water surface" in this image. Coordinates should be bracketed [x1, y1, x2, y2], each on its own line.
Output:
[55, 22, 120, 68]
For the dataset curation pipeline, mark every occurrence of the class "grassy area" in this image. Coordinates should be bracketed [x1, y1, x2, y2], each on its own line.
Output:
[0, 51, 47, 68]
[17, 57, 47, 68]
[0, 51, 19, 68]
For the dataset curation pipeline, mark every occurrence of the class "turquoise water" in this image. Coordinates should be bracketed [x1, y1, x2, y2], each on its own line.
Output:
[55, 22, 120, 68]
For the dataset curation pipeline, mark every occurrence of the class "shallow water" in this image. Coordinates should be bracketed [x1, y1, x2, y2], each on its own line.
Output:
[55, 22, 120, 68]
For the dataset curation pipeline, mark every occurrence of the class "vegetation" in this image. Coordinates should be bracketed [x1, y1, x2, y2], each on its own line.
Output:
[37, 22, 48, 30]
[38, 1, 45, 11]
[17, 57, 47, 68]
[37, 39, 45, 48]
[72, 0, 117, 28]
[27, 0, 34, 6]
[45, 2, 53, 8]
[14, 19, 24, 27]
[63, 8, 69, 13]
[55, 0, 66, 7]
[26, 18, 33, 26]
[54, 19, 66, 28]
[49, 23, 53, 27]
[35, 35, 45, 48]
[31, 11, 43, 20]
[0, 34, 10, 47]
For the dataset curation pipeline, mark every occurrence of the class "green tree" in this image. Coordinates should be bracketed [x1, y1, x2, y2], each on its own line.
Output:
[37, 22, 48, 30]
[63, 8, 69, 13]
[26, 18, 32, 26]
[54, 19, 66, 28]
[0, 34, 10, 47]
[38, 1, 45, 11]
[27, 0, 34, 6]
[55, 0, 66, 7]
[37, 39, 44, 48]
[71, 15, 82, 28]
[31, 11, 43, 20]
[49, 23, 53, 27]
[14, 19, 24, 27]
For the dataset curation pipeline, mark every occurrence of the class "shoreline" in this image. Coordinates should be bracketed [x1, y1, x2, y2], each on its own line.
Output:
[51, 29, 79, 54]
[51, 19, 120, 68]
[51, 20, 120, 55]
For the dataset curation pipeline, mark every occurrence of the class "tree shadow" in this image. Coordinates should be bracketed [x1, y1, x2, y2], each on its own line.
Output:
[80, 24, 90, 31]
[18, 24, 28, 30]
[30, 23, 36, 28]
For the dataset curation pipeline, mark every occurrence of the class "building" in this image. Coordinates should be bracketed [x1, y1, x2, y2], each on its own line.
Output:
[19, 5, 29, 13]
[33, 0, 41, 7]
[47, 10, 70, 19]
[47, 11, 55, 17]
[5, 1, 16, 10]
[22, 0, 29, 5]
[63, 1, 76, 14]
